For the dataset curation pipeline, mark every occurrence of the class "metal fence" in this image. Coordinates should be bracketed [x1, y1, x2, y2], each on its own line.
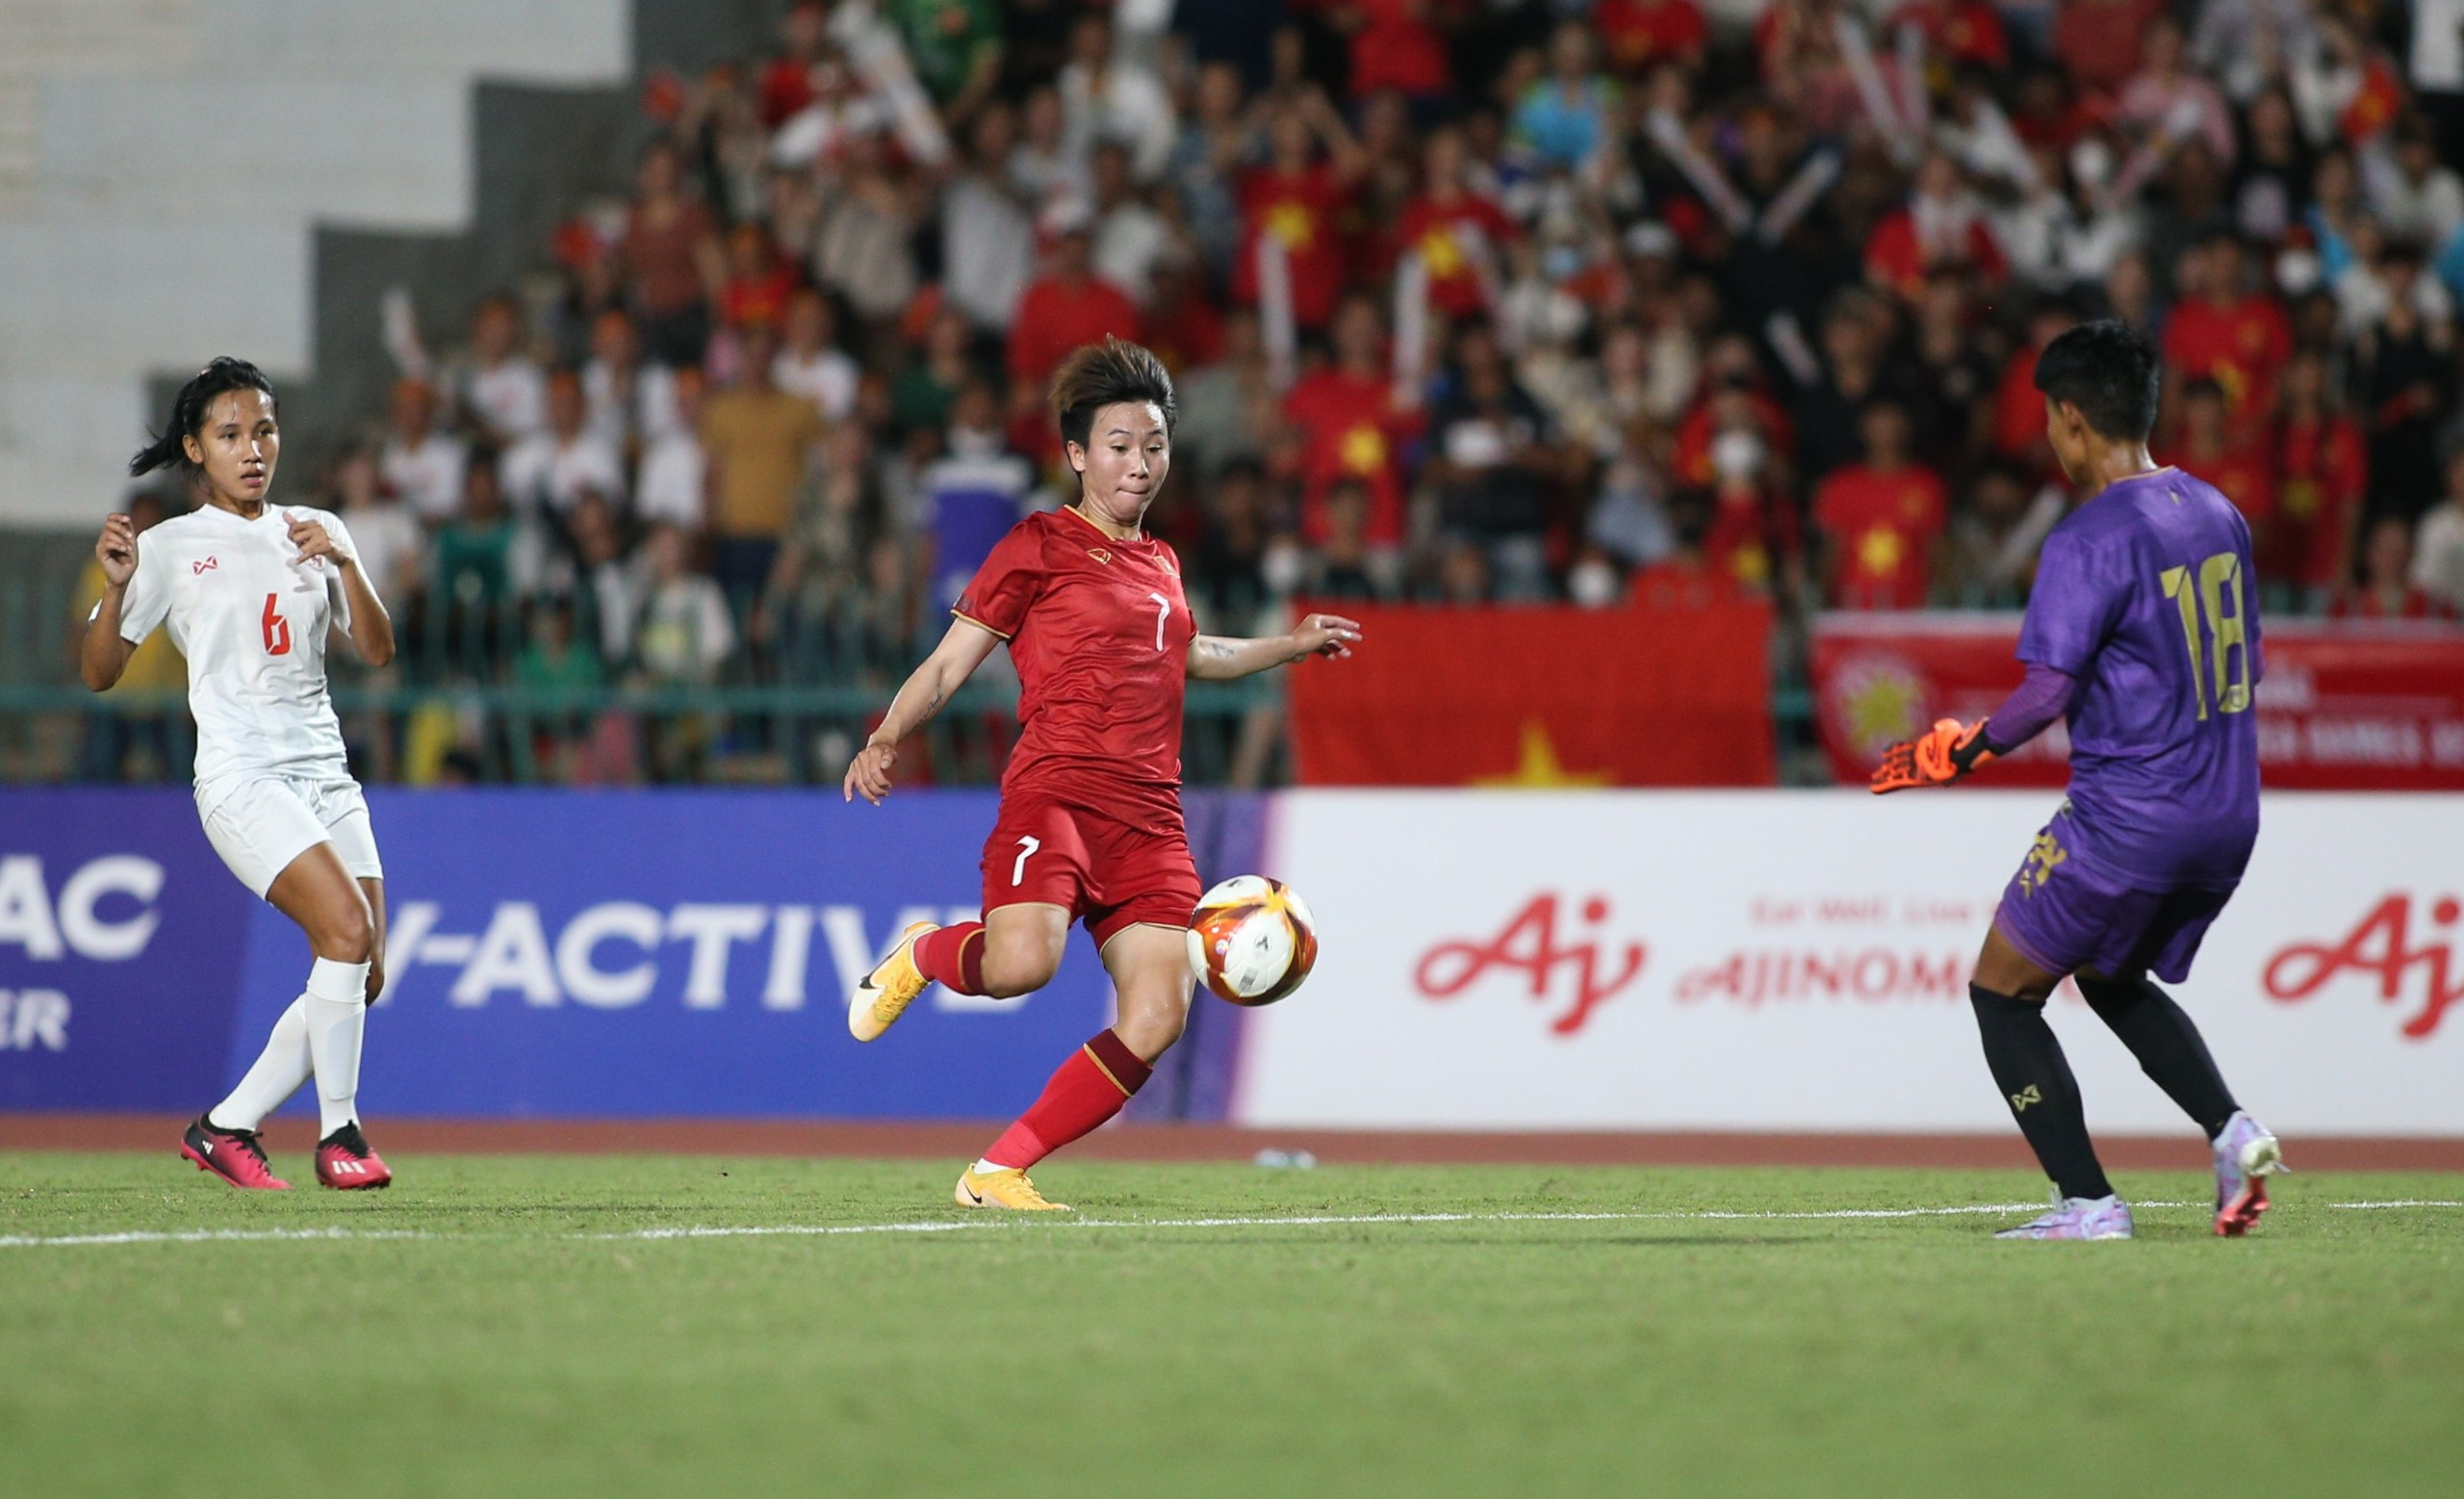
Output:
[2, 557, 1819, 787]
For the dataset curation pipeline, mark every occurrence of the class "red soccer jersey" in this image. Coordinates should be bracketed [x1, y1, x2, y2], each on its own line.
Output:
[1701, 484, 1802, 594]
[953, 508, 1197, 831]
[2169, 442, 2277, 530]
[1673, 395, 1797, 488]
[1862, 208, 2008, 300]
[1233, 164, 1352, 330]
[1814, 463, 1947, 609]
[1993, 344, 2050, 465]
[1283, 368, 1417, 544]
[1008, 276, 1144, 389]
[2162, 296, 2292, 436]
[1347, 0, 1451, 98]
[1395, 193, 1519, 320]
[1597, 0, 1707, 72]
[2273, 415, 2368, 588]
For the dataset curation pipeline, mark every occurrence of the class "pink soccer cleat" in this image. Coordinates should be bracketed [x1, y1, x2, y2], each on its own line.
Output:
[314, 1122, 393, 1191]
[2211, 1111, 2285, 1237]
[181, 1116, 290, 1190]
[1994, 1193, 2134, 1240]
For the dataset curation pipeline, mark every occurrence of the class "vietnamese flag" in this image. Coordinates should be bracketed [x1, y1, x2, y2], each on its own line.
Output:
[1287, 601, 1775, 786]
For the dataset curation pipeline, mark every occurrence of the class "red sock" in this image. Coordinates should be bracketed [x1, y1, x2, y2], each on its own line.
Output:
[982, 1029, 1153, 1170]
[912, 922, 987, 994]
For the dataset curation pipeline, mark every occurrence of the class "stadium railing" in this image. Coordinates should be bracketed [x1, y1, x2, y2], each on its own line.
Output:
[1, 566, 1822, 787]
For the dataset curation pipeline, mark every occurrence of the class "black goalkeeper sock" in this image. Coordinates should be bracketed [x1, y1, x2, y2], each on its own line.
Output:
[2077, 973, 2240, 1141]
[1969, 984, 2113, 1202]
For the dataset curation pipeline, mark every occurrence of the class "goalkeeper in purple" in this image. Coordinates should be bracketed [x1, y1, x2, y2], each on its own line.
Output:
[1872, 321, 2285, 1243]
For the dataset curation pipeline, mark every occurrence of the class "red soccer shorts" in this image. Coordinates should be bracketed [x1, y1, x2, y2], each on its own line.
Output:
[981, 794, 1202, 947]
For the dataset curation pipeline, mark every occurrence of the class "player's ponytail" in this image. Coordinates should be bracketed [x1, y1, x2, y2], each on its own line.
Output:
[129, 357, 278, 478]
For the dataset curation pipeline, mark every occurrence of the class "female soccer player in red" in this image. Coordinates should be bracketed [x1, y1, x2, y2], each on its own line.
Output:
[82, 358, 398, 1191]
[841, 338, 1361, 1210]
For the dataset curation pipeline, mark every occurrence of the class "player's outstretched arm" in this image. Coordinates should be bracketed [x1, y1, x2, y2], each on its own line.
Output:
[290, 515, 395, 668]
[1185, 613, 1362, 682]
[843, 616, 1005, 804]
[78, 515, 141, 692]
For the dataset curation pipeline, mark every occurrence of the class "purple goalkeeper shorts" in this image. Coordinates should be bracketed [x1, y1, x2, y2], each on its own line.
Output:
[1992, 815, 2234, 984]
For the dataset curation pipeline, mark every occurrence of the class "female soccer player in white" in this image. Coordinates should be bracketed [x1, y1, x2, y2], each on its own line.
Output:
[81, 358, 398, 1190]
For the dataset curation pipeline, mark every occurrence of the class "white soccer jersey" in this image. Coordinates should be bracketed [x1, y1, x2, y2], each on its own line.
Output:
[110, 504, 358, 792]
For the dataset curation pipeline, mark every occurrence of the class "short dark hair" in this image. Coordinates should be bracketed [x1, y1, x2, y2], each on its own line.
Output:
[1052, 337, 1175, 451]
[2032, 319, 2160, 441]
[129, 357, 277, 478]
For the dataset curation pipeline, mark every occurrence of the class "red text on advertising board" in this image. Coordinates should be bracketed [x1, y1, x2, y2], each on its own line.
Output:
[2264, 893, 2463, 1040]
[1413, 894, 1647, 1037]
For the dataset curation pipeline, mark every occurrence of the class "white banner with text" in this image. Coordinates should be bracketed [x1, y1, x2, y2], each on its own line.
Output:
[1236, 791, 2463, 1135]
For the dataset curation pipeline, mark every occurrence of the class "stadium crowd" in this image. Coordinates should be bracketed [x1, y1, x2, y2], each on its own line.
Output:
[83, 0, 2464, 783]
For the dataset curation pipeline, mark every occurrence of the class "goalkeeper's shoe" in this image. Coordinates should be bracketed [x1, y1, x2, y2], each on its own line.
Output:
[1871, 717, 1994, 793]
[2212, 1111, 2286, 1237]
[956, 1166, 1069, 1212]
[1992, 1193, 2134, 1241]
[849, 921, 937, 1042]
[315, 1122, 393, 1190]
[180, 1116, 290, 1190]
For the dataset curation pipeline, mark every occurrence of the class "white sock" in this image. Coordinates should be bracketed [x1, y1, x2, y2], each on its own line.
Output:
[971, 1158, 1010, 1176]
[301, 957, 371, 1137]
[206, 998, 312, 1133]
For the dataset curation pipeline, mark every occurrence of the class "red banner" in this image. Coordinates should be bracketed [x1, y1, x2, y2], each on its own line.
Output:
[1810, 613, 2464, 789]
[1289, 600, 1775, 787]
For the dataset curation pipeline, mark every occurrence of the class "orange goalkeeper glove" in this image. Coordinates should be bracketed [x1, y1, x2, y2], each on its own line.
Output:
[1869, 718, 1995, 794]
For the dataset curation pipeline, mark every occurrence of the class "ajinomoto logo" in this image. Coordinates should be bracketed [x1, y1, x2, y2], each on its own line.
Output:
[1412, 893, 1648, 1038]
[2265, 893, 2463, 1040]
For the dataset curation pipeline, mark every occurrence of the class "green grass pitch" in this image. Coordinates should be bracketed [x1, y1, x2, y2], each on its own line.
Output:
[2, 1152, 2458, 1496]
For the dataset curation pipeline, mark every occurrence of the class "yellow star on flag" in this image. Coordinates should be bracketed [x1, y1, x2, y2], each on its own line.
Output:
[1473, 720, 1612, 788]
[1858, 525, 1905, 577]
[1267, 201, 1317, 251]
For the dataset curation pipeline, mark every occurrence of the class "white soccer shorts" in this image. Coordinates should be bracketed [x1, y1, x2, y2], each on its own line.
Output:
[197, 773, 384, 899]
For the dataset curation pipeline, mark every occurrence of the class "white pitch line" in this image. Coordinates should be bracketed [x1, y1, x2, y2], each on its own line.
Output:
[2328, 1199, 2464, 1210]
[0, 1198, 2455, 1251]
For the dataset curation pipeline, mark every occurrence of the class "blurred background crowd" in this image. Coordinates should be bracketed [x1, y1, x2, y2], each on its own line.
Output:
[70, 0, 2464, 785]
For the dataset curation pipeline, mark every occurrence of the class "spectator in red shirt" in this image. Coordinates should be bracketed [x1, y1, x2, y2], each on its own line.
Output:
[2332, 515, 2456, 619]
[1863, 153, 2009, 302]
[1676, 340, 1798, 488]
[1232, 94, 1369, 332]
[1331, 0, 1452, 107]
[1394, 126, 1519, 322]
[756, 1, 829, 130]
[1007, 201, 1143, 394]
[716, 221, 799, 333]
[1280, 293, 1419, 547]
[2161, 231, 2291, 444]
[2166, 377, 2277, 553]
[618, 140, 725, 367]
[1814, 401, 1947, 609]
[2052, 0, 2168, 100]
[1596, 0, 1708, 79]
[2271, 350, 2369, 604]
[1992, 298, 2080, 477]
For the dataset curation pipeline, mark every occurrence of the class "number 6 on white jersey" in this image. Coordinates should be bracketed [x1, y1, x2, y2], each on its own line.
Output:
[1012, 835, 1041, 887]
[1148, 592, 1170, 652]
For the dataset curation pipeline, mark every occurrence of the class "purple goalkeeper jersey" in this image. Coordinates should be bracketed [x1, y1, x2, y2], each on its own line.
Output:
[2017, 466, 2263, 889]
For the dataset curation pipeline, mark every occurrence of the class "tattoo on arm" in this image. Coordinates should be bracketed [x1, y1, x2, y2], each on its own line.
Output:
[1197, 639, 1236, 662]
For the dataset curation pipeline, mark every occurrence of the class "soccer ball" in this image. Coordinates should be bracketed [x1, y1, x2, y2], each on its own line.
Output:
[1186, 875, 1319, 1006]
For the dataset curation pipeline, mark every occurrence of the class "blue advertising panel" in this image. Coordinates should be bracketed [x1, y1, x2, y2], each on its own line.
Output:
[228, 788, 1117, 1119]
[0, 789, 254, 1109]
[2, 788, 1262, 1121]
